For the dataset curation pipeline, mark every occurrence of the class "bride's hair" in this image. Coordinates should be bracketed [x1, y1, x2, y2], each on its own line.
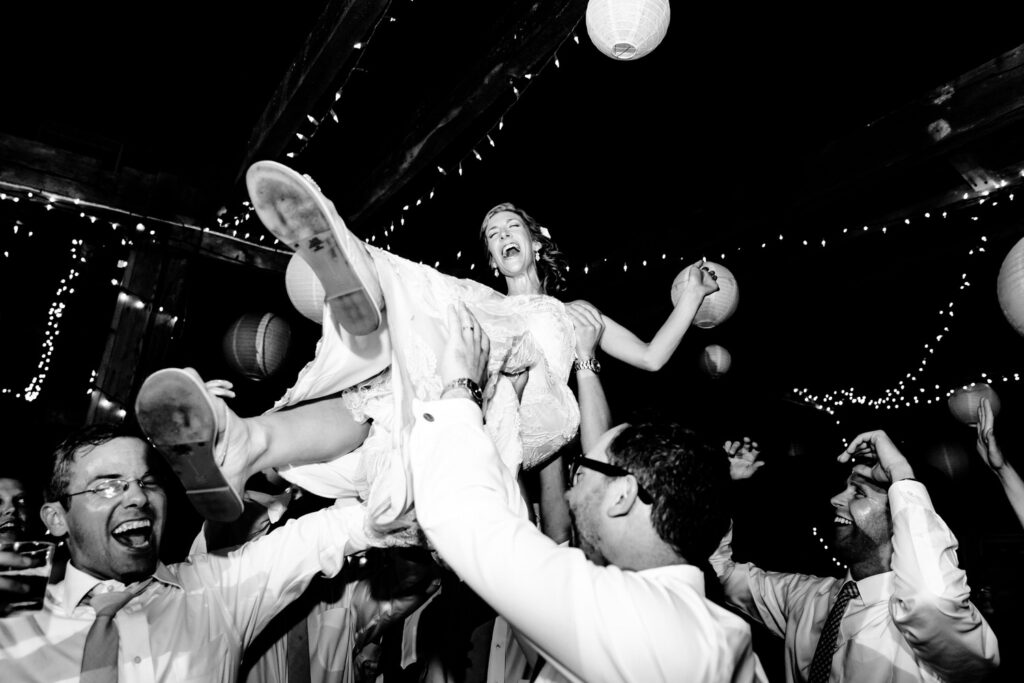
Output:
[479, 202, 570, 295]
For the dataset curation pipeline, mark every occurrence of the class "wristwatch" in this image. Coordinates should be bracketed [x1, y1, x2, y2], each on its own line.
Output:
[573, 357, 601, 374]
[441, 377, 483, 406]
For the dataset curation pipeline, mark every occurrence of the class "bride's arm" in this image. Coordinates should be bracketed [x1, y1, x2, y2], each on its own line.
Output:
[577, 261, 718, 372]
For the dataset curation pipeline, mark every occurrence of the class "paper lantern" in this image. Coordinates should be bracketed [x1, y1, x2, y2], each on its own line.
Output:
[699, 344, 731, 378]
[925, 441, 971, 480]
[585, 0, 670, 61]
[285, 253, 325, 324]
[223, 312, 292, 381]
[671, 261, 739, 329]
[947, 383, 1000, 426]
[997, 235, 1024, 336]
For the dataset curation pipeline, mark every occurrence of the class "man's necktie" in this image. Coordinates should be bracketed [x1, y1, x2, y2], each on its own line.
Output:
[807, 581, 859, 683]
[80, 581, 152, 683]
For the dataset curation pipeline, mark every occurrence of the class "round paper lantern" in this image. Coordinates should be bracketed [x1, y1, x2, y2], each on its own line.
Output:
[997, 235, 1024, 336]
[699, 344, 731, 378]
[925, 441, 971, 480]
[947, 383, 1000, 426]
[585, 0, 670, 61]
[223, 312, 292, 381]
[285, 253, 325, 324]
[671, 261, 739, 329]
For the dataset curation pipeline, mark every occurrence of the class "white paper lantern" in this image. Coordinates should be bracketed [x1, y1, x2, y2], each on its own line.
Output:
[285, 253, 325, 324]
[585, 0, 670, 61]
[671, 261, 739, 329]
[947, 383, 1000, 426]
[699, 344, 731, 378]
[997, 235, 1024, 336]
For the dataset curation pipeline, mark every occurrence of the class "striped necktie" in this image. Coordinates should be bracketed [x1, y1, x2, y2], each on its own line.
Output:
[807, 581, 859, 683]
[80, 580, 152, 683]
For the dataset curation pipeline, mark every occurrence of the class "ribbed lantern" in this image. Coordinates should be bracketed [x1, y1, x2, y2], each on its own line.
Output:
[997, 235, 1024, 336]
[285, 253, 325, 324]
[947, 383, 1000, 426]
[672, 261, 739, 329]
[585, 0, 670, 61]
[925, 441, 971, 480]
[223, 312, 292, 381]
[699, 344, 732, 379]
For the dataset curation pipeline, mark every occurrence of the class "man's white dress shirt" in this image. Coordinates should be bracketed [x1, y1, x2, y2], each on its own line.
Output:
[711, 479, 999, 682]
[410, 398, 766, 683]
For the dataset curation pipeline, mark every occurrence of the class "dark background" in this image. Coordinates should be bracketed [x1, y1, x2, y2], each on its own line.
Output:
[3, 4, 1024, 678]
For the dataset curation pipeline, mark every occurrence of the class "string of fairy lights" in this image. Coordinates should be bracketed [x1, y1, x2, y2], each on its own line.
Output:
[790, 188, 1023, 416]
[365, 26, 585, 250]
[0, 184, 268, 404]
[0, 238, 85, 402]
[217, 7, 589, 249]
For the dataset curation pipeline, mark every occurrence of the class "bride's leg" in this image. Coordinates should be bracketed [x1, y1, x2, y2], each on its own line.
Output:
[136, 367, 370, 522]
[247, 161, 383, 337]
[245, 393, 370, 474]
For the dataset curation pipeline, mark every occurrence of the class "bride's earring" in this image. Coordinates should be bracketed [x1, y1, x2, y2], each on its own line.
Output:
[493, 267, 500, 278]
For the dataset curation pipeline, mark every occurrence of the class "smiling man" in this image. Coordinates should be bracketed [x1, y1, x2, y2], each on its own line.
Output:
[0, 476, 29, 544]
[711, 430, 999, 682]
[0, 423, 370, 682]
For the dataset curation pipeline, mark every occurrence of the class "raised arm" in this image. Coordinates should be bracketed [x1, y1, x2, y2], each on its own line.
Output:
[975, 398, 1024, 530]
[566, 301, 612, 452]
[842, 430, 1000, 681]
[580, 260, 718, 371]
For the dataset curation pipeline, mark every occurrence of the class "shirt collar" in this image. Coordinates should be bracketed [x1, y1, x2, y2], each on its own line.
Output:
[637, 563, 706, 594]
[846, 569, 894, 605]
[56, 561, 182, 613]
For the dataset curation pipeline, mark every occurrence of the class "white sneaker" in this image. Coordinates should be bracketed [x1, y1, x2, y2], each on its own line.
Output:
[135, 368, 246, 522]
[246, 161, 383, 336]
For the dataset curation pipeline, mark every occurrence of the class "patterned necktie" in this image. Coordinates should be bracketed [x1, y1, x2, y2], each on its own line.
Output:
[80, 580, 152, 683]
[807, 581, 859, 683]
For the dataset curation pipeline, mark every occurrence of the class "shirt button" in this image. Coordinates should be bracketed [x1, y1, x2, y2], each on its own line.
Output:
[133, 656, 142, 664]
[423, 413, 434, 422]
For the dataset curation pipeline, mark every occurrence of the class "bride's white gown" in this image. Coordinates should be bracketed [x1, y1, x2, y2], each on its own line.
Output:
[270, 245, 580, 544]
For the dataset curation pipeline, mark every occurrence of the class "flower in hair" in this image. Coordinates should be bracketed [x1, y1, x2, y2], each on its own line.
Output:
[539, 226, 551, 239]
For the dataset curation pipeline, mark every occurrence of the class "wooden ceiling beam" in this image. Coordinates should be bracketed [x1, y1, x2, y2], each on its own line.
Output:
[0, 132, 288, 271]
[238, 0, 392, 182]
[796, 42, 1024, 218]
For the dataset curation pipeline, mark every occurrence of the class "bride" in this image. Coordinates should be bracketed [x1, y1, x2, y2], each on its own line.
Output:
[135, 161, 719, 544]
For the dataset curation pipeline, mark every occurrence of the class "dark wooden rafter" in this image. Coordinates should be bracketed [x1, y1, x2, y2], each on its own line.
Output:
[796, 42, 1024, 220]
[238, 0, 392, 180]
[0, 132, 289, 271]
[346, 0, 588, 227]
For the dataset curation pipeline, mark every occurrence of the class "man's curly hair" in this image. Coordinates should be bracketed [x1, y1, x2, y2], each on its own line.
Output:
[608, 422, 732, 564]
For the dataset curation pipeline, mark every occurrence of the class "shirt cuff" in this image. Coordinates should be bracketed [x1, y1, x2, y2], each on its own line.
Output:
[412, 397, 484, 424]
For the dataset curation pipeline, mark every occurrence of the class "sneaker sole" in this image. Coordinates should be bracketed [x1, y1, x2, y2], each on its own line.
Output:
[135, 369, 244, 522]
[247, 163, 381, 335]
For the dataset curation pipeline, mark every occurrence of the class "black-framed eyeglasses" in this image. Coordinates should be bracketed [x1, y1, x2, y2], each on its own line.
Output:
[569, 456, 653, 505]
[65, 478, 163, 501]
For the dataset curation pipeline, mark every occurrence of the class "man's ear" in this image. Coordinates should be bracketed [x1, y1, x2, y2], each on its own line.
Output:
[40, 501, 68, 538]
[606, 477, 639, 518]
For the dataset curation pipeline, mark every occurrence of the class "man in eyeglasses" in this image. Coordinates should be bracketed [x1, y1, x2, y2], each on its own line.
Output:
[0, 423, 373, 682]
[408, 303, 766, 682]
